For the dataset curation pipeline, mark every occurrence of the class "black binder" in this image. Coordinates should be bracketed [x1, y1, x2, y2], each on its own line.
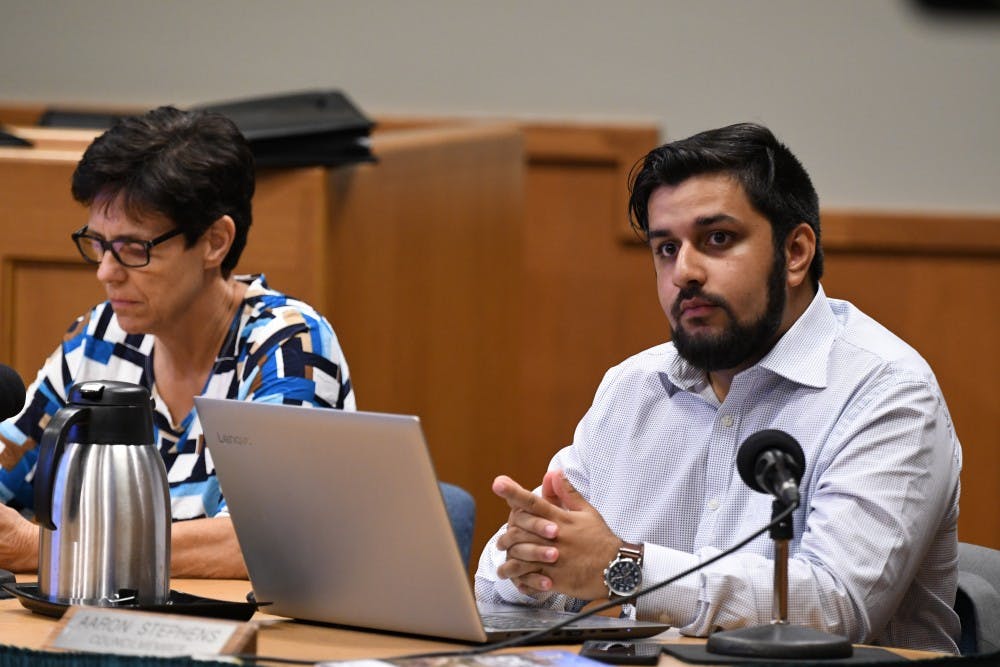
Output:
[0, 127, 32, 147]
[38, 109, 127, 129]
[193, 89, 376, 168]
[38, 89, 376, 168]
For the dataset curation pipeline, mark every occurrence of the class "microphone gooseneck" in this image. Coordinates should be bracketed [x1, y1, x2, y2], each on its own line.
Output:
[0, 364, 26, 421]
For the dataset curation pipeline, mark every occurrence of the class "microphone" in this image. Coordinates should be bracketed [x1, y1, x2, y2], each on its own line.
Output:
[708, 430, 852, 659]
[736, 429, 805, 507]
[0, 364, 27, 421]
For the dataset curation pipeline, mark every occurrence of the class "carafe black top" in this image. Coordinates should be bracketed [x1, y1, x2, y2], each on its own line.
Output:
[65, 380, 154, 445]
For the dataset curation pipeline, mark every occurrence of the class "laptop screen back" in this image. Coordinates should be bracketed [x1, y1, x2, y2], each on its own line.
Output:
[196, 398, 489, 642]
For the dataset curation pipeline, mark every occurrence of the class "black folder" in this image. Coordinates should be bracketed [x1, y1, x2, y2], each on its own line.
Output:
[0, 127, 32, 147]
[38, 89, 376, 169]
[193, 89, 376, 168]
[38, 109, 126, 129]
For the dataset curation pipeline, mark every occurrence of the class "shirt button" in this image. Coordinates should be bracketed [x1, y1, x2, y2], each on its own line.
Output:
[721, 414, 733, 427]
[707, 498, 720, 511]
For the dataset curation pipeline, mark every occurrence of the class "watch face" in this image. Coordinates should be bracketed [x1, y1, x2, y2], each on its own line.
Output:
[606, 559, 642, 596]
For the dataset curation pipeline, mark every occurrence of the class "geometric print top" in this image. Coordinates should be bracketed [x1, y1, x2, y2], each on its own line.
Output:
[0, 274, 355, 521]
[476, 286, 961, 653]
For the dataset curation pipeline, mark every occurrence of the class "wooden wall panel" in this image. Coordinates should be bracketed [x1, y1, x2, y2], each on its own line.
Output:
[0, 155, 97, 376]
[0, 104, 46, 127]
[245, 166, 330, 307]
[371, 119, 667, 555]
[515, 161, 664, 494]
[321, 125, 525, 558]
[8, 262, 105, 378]
[820, 212, 1000, 549]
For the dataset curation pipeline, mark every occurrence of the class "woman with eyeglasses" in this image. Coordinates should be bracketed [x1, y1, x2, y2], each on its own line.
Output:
[0, 107, 355, 578]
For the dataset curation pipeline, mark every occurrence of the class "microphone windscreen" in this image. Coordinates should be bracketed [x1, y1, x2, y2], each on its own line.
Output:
[736, 429, 805, 493]
[0, 364, 26, 421]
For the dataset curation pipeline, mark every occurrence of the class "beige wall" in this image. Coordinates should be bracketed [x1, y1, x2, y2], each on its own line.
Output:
[1, 0, 998, 213]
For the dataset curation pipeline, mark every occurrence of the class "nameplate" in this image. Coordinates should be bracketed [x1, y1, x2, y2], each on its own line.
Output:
[44, 606, 255, 658]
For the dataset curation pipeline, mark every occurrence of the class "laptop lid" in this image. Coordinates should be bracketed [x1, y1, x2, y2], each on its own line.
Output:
[196, 398, 669, 643]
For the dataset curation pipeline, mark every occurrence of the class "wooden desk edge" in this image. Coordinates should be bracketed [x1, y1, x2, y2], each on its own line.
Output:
[1, 577, 947, 664]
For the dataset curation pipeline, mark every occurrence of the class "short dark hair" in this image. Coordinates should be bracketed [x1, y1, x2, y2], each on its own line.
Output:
[71, 106, 255, 277]
[628, 122, 823, 290]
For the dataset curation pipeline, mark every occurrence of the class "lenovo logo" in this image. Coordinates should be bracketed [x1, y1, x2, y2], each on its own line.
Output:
[214, 433, 252, 446]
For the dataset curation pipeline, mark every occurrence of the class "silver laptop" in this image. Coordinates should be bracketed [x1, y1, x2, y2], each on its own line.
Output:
[195, 398, 670, 643]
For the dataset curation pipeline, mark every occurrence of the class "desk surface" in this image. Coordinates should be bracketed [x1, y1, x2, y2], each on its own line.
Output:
[0, 578, 939, 665]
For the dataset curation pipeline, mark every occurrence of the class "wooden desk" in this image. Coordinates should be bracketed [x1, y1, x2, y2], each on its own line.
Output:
[0, 578, 941, 665]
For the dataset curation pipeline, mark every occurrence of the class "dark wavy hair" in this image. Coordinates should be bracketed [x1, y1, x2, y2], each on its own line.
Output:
[628, 122, 823, 290]
[71, 106, 255, 277]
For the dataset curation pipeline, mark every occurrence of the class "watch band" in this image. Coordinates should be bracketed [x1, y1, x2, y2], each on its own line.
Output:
[617, 542, 644, 565]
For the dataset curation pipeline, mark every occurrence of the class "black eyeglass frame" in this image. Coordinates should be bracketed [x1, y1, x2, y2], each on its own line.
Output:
[71, 225, 186, 268]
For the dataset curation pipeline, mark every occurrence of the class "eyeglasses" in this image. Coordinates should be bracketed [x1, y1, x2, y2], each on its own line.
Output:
[71, 225, 185, 268]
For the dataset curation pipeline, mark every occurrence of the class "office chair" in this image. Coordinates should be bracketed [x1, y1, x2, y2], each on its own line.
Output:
[955, 541, 1000, 654]
[439, 482, 476, 568]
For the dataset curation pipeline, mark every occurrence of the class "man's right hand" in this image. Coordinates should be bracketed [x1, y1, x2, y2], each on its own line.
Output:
[493, 475, 560, 596]
[0, 503, 39, 573]
[493, 472, 622, 601]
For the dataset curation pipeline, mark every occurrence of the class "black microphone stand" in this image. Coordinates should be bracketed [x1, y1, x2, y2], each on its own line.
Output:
[705, 498, 853, 659]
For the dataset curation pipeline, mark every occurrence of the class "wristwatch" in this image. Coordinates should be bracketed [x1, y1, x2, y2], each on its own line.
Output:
[603, 542, 644, 599]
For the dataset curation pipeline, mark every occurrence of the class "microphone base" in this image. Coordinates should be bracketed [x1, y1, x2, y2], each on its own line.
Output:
[706, 622, 853, 659]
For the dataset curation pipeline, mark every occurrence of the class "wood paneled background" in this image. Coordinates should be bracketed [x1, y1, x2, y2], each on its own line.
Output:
[2, 108, 997, 568]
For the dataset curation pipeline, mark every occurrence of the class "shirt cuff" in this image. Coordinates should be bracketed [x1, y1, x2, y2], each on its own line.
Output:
[635, 542, 703, 628]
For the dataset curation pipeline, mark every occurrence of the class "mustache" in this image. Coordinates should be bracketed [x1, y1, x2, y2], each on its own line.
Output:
[670, 286, 735, 321]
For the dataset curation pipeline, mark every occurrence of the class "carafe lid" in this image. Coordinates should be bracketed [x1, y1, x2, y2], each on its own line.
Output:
[66, 380, 155, 445]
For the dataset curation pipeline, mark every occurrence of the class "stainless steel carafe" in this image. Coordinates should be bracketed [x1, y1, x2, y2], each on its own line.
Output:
[34, 380, 170, 606]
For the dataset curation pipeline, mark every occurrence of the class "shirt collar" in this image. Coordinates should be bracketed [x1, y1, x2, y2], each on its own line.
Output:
[237, 273, 268, 296]
[756, 285, 836, 389]
[665, 285, 836, 392]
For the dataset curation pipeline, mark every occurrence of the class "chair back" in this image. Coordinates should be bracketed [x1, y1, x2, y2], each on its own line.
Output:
[956, 542, 1000, 654]
[440, 482, 476, 568]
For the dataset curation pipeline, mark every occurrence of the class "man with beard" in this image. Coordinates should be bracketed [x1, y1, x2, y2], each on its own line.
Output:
[474, 123, 962, 653]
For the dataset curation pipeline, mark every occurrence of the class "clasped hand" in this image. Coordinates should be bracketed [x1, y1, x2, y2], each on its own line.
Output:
[493, 470, 621, 600]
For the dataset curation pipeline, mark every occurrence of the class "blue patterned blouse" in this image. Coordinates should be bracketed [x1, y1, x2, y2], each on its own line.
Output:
[0, 274, 355, 520]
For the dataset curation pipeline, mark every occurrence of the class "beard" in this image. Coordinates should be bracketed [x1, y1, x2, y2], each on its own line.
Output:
[670, 253, 787, 372]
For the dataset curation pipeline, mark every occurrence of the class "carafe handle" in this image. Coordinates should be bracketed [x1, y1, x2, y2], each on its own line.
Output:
[34, 406, 89, 530]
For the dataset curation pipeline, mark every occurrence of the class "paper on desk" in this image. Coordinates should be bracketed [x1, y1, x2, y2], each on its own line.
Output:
[321, 649, 606, 667]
